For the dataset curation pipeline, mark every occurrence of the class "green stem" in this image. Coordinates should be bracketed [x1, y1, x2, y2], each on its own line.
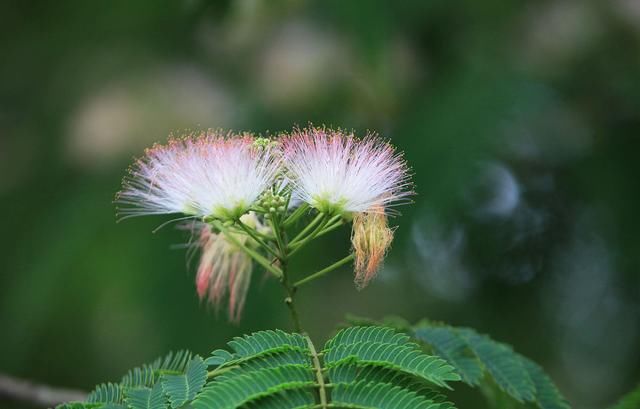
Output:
[282, 265, 302, 333]
[294, 254, 354, 287]
[305, 334, 328, 408]
[315, 220, 344, 238]
[236, 219, 278, 257]
[235, 218, 280, 259]
[207, 365, 239, 378]
[288, 214, 341, 255]
[270, 216, 286, 255]
[283, 279, 302, 333]
[289, 212, 325, 245]
[283, 203, 309, 227]
[211, 220, 283, 279]
[271, 223, 303, 333]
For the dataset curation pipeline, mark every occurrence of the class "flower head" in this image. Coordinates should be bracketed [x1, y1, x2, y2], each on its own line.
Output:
[282, 126, 412, 215]
[192, 213, 267, 321]
[117, 131, 280, 220]
[351, 207, 394, 289]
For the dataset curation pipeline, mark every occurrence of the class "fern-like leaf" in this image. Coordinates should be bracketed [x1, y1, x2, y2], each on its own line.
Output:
[120, 366, 157, 390]
[153, 350, 193, 373]
[328, 359, 450, 401]
[205, 349, 234, 367]
[125, 382, 167, 409]
[121, 350, 193, 389]
[62, 326, 466, 409]
[227, 330, 308, 359]
[241, 388, 316, 409]
[411, 321, 571, 409]
[216, 349, 312, 380]
[331, 380, 447, 409]
[87, 383, 123, 404]
[325, 340, 460, 388]
[161, 356, 207, 408]
[520, 357, 570, 409]
[413, 326, 483, 385]
[325, 326, 411, 349]
[192, 364, 315, 409]
[457, 329, 535, 403]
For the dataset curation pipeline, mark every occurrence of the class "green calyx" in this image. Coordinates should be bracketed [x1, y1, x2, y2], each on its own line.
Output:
[310, 195, 348, 216]
[210, 202, 249, 221]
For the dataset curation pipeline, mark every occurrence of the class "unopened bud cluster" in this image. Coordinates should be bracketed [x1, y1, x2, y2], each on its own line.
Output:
[259, 190, 287, 217]
[253, 137, 277, 150]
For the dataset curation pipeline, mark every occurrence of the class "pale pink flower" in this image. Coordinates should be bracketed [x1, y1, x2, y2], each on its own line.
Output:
[191, 213, 267, 321]
[283, 126, 412, 289]
[118, 131, 280, 220]
[281, 126, 412, 215]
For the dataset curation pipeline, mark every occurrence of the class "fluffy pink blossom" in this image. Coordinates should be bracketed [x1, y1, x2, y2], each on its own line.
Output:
[117, 131, 280, 220]
[281, 126, 412, 214]
[194, 223, 253, 322]
[189, 212, 268, 321]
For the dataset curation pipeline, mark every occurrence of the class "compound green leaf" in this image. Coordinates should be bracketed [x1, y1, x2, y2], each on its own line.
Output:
[161, 356, 207, 408]
[124, 382, 167, 409]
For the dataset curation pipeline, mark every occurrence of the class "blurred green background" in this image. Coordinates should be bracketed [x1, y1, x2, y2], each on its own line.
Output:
[1, 1, 639, 408]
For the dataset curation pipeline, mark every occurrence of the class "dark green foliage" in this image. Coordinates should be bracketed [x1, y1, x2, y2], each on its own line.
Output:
[58, 324, 570, 409]
[87, 383, 123, 404]
[193, 365, 315, 409]
[328, 363, 455, 409]
[125, 383, 167, 409]
[521, 357, 570, 409]
[205, 349, 234, 366]
[56, 350, 197, 409]
[161, 356, 207, 408]
[226, 330, 309, 358]
[324, 340, 459, 388]
[217, 348, 311, 379]
[60, 326, 459, 409]
[192, 326, 458, 408]
[331, 380, 447, 409]
[241, 388, 316, 409]
[414, 326, 483, 385]
[325, 325, 411, 348]
[323, 326, 460, 390]
[458, 328, 536, 402]
[121, 350, 193, 389]
[411, 322, 570, 409]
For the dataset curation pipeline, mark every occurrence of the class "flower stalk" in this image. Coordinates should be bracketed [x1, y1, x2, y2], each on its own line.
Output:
[234, 218, 280, 259]
[288, 212, 326, 246]
[281, 265, 302, 333]
[211, 220, 283, 279]
[283, 202, 309, 227]
[117, 126, 413, 328]
[294, 254, 355, 287]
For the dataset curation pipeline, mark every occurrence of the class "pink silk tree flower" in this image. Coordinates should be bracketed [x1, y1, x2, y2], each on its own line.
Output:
[117, 131, 281, 221]
[351, 208, 395, 289]
[192, 213, 267, 321]
[281, 126, 412, 215]
[282, 126, 413, 289]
